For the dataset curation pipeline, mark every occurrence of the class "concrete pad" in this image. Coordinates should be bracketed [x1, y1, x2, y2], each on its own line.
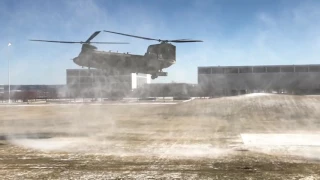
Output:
[8, 137, 87, 151]
[241, 133, 320, 146]
[243, 93, 271, 97]
[182, 98, 195, 103]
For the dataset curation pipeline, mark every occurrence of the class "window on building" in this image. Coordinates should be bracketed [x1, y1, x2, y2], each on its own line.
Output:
[280, 66, 294, 72]
[295, 66, 308, 72]
[239, 67, 252, 73]
[67, 77, 79, 84]
[80, 77, 93, 84]
[253, 67, 266, 73]
[198, 68, 211, 74]
[223, 68, 238, 74]
[211, 68, 223, 74]
[267, 66, 280, 73]
[67, 70, 79, 76]
[309, 66, 320, 72]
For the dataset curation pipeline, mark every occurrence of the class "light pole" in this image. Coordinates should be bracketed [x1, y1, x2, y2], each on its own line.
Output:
[7, 43, 11, 103]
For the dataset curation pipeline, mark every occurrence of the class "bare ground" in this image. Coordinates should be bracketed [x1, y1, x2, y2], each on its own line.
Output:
[0, 94, 320, 179]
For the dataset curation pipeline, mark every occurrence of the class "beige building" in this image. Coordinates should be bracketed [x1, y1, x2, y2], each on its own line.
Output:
[198, 64, 320, 96]
[66, 69, 150, 98]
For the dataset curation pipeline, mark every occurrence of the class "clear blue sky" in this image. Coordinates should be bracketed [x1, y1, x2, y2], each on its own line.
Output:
[1, 0, 320, 84]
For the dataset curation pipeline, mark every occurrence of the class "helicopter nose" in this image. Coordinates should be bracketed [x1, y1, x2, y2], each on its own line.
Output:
[72, 57, 78, 63]
[72, 57, 81, 66]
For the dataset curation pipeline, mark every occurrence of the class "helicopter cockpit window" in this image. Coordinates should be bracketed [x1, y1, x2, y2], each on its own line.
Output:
[146, 45, 158, 55]
[158, 44, 175, 60]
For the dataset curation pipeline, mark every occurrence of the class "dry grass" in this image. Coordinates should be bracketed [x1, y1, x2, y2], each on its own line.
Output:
[0, 94, 320, 179]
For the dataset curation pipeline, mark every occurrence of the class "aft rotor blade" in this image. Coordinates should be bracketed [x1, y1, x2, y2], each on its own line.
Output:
[104, 30, 161, 41]
[89, 42, 129, 44]
[85, 31, 101, 43]
[104, 30, 203, 43]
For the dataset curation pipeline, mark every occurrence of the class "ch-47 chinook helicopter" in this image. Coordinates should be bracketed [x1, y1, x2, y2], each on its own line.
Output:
[30, 30, 203, 79]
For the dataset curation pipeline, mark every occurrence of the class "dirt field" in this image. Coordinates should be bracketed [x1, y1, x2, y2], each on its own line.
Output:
[1, 94, 320, 179]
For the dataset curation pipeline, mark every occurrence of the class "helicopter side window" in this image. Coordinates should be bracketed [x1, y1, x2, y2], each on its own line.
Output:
[157, 45, 169, 59]
[146, 45, 158, 57]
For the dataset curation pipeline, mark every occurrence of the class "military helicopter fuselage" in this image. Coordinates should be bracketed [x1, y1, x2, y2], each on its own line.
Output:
[30, 30, 202, 79]
[73, 43, 175, 79]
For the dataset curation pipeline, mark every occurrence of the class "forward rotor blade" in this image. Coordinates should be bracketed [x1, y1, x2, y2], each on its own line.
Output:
[29, 40, 82, 43]
[85, 31, 101, 43]
[29, 40, 129, 44]
[169, 39, 203, 43]
[104, 30, 161, 41]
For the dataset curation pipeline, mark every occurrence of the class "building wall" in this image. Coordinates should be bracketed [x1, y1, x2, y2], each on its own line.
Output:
[135, 83, 197, 97]
[198, 65, 320, 96]
[132, 73, 151, 89]
[0, 85, 63, 101]
[66, 69, 150, 98]
[0, 85, 3, 93]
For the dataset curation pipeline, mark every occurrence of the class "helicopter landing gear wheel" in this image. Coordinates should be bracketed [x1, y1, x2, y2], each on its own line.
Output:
[151, 74, 158, 79]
